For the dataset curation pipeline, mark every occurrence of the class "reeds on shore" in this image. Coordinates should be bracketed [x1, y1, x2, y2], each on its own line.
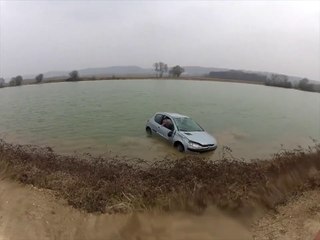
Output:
[0, 139, 319, 214]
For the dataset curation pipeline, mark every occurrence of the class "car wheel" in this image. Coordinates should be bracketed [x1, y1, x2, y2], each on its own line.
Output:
[146, 127, 152, 136]
[175, 142, 185, 152]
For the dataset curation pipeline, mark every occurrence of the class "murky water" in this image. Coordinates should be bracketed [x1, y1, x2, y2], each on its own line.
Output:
[0, 79, 319, 160]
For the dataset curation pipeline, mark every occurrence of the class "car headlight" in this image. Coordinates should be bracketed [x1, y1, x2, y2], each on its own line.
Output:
[188, 141, 202, 148]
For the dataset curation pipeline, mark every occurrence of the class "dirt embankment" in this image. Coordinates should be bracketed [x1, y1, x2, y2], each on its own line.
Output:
[252, 189, 320, 239]
[1, 179, 320, 240]
[1, 140, 320, 239]
[0, 179, 252, 240]
[1, 139, 320, 215]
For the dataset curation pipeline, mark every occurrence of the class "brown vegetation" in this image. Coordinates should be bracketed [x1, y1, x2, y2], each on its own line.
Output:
[265, 76, 320, 93]
[0, 139, 320, 215]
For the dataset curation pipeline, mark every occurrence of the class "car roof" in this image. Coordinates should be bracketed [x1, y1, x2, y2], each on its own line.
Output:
[156, 112, 189, 118]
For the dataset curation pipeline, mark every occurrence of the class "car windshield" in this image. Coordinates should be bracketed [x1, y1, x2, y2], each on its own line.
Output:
[173, 117, 203, 132]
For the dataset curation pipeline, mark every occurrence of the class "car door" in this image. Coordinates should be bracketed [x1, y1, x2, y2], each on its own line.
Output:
[158, 115, 175, 141]
[152, 114, 164, 137]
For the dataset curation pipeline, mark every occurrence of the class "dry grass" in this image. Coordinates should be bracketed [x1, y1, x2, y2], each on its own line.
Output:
[0, 139, 320, 214]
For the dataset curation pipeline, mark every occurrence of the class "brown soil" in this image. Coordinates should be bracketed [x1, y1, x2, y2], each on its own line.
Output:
[1, 179, 320, 240]
[0, 179, 253, 240]
[252, 190, 320, 239]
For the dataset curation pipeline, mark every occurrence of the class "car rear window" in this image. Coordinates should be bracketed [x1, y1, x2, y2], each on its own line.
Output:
[154, 114, 163, 124]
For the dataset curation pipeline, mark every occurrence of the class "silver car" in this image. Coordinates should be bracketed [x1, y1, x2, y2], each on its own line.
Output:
[145, 112, 217, 152]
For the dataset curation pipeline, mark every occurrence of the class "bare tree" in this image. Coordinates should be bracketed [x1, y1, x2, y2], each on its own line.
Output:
[68, 70, 80, 81]
[164, 64, 168, 76]
[270, 74, 288, 83]
[9, 76, 23, 86]
[153, 62, 168, 78]
[169, 65, 184, 77]
[153, 62, 159, 77]
[265, 74, 291, 88]
[0, 78, 5, 88]
[159, 62, 165, 77]
[35, 74, 44, 83]
[15, 76, 23, 86]
[9, 77, 16, 86]
[298, 78, 313, 91]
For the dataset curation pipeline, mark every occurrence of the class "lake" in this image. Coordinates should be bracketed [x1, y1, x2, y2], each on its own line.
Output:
[0, 79, 319, 160]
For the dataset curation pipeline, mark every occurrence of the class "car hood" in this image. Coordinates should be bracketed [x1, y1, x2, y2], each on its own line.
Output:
[179, 131, 217, 145]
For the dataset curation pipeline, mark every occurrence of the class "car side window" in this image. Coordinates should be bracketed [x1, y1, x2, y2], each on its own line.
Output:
[154, 114, 163, 124]
[161, 115, 174, 131]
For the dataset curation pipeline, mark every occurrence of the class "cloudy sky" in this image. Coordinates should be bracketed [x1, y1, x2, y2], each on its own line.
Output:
[0, 1, 319, 80]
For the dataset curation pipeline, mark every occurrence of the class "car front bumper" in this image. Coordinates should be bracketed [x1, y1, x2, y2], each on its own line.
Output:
[187, 145, 217, 152]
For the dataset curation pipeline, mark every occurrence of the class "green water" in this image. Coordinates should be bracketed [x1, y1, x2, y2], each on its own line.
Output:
[0, 80, 319, 160]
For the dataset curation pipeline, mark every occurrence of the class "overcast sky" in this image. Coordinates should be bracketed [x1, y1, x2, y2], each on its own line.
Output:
[0, 1, 319, 80]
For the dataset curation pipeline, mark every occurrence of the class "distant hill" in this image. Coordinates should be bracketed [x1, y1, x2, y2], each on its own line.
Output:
[22, 71, 69, 80]
[21, 66, 153, 80]
[79, 66, 152, 76]
[44, 71, 69, 78]
[182, 66, 228, 76]
[208, 70, 267, 83]
[21, 65, 256, 79]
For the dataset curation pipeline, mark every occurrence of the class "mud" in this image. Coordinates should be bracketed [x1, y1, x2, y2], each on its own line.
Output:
[0, 179, 253, 240]
[252, 190, 320, 239]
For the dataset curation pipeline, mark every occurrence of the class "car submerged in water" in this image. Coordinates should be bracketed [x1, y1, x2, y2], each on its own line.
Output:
[145, 112, 217, 152]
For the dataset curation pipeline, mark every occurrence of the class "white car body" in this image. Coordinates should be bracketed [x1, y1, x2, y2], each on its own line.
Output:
[145, 112, 217, 152]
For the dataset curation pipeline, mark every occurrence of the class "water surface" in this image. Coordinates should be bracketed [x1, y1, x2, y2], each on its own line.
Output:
[0, 79, 319, 160]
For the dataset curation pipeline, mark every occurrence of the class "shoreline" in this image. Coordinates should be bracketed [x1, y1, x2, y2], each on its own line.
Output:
[1, 140, 320, 239]
[0, 178, 253, 240]
[2, 76, 266, 88]
[1, 139, 320, 212]
[1, 179, 319, 240]
[2, 75, 319, 94]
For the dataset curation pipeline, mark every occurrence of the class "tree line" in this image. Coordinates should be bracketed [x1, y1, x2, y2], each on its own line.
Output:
[1, 66, 319, 94]
[265, 74, 292, 88]
[1, 63, 180, 87]
[208, 70, 267, 83]
[208, 70, 320, 93]
[153, 62, 184, 77]
[0, 71, 80, 88]
[265, 75, 320, 93]
[0, 62, 184, 88]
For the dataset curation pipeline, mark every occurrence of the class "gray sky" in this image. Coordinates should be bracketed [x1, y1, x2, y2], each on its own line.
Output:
[0, 0, 319, 80]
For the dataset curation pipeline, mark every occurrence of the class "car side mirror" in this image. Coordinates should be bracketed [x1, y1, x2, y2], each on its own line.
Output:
[168, 131, 173, 137]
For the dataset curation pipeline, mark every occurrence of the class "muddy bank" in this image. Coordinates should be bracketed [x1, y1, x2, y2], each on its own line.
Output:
[1, 139, 320, 216]
[252, 189, 320, 239]
[1, 180, 320, 239]
[0, 179, 252, 240]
